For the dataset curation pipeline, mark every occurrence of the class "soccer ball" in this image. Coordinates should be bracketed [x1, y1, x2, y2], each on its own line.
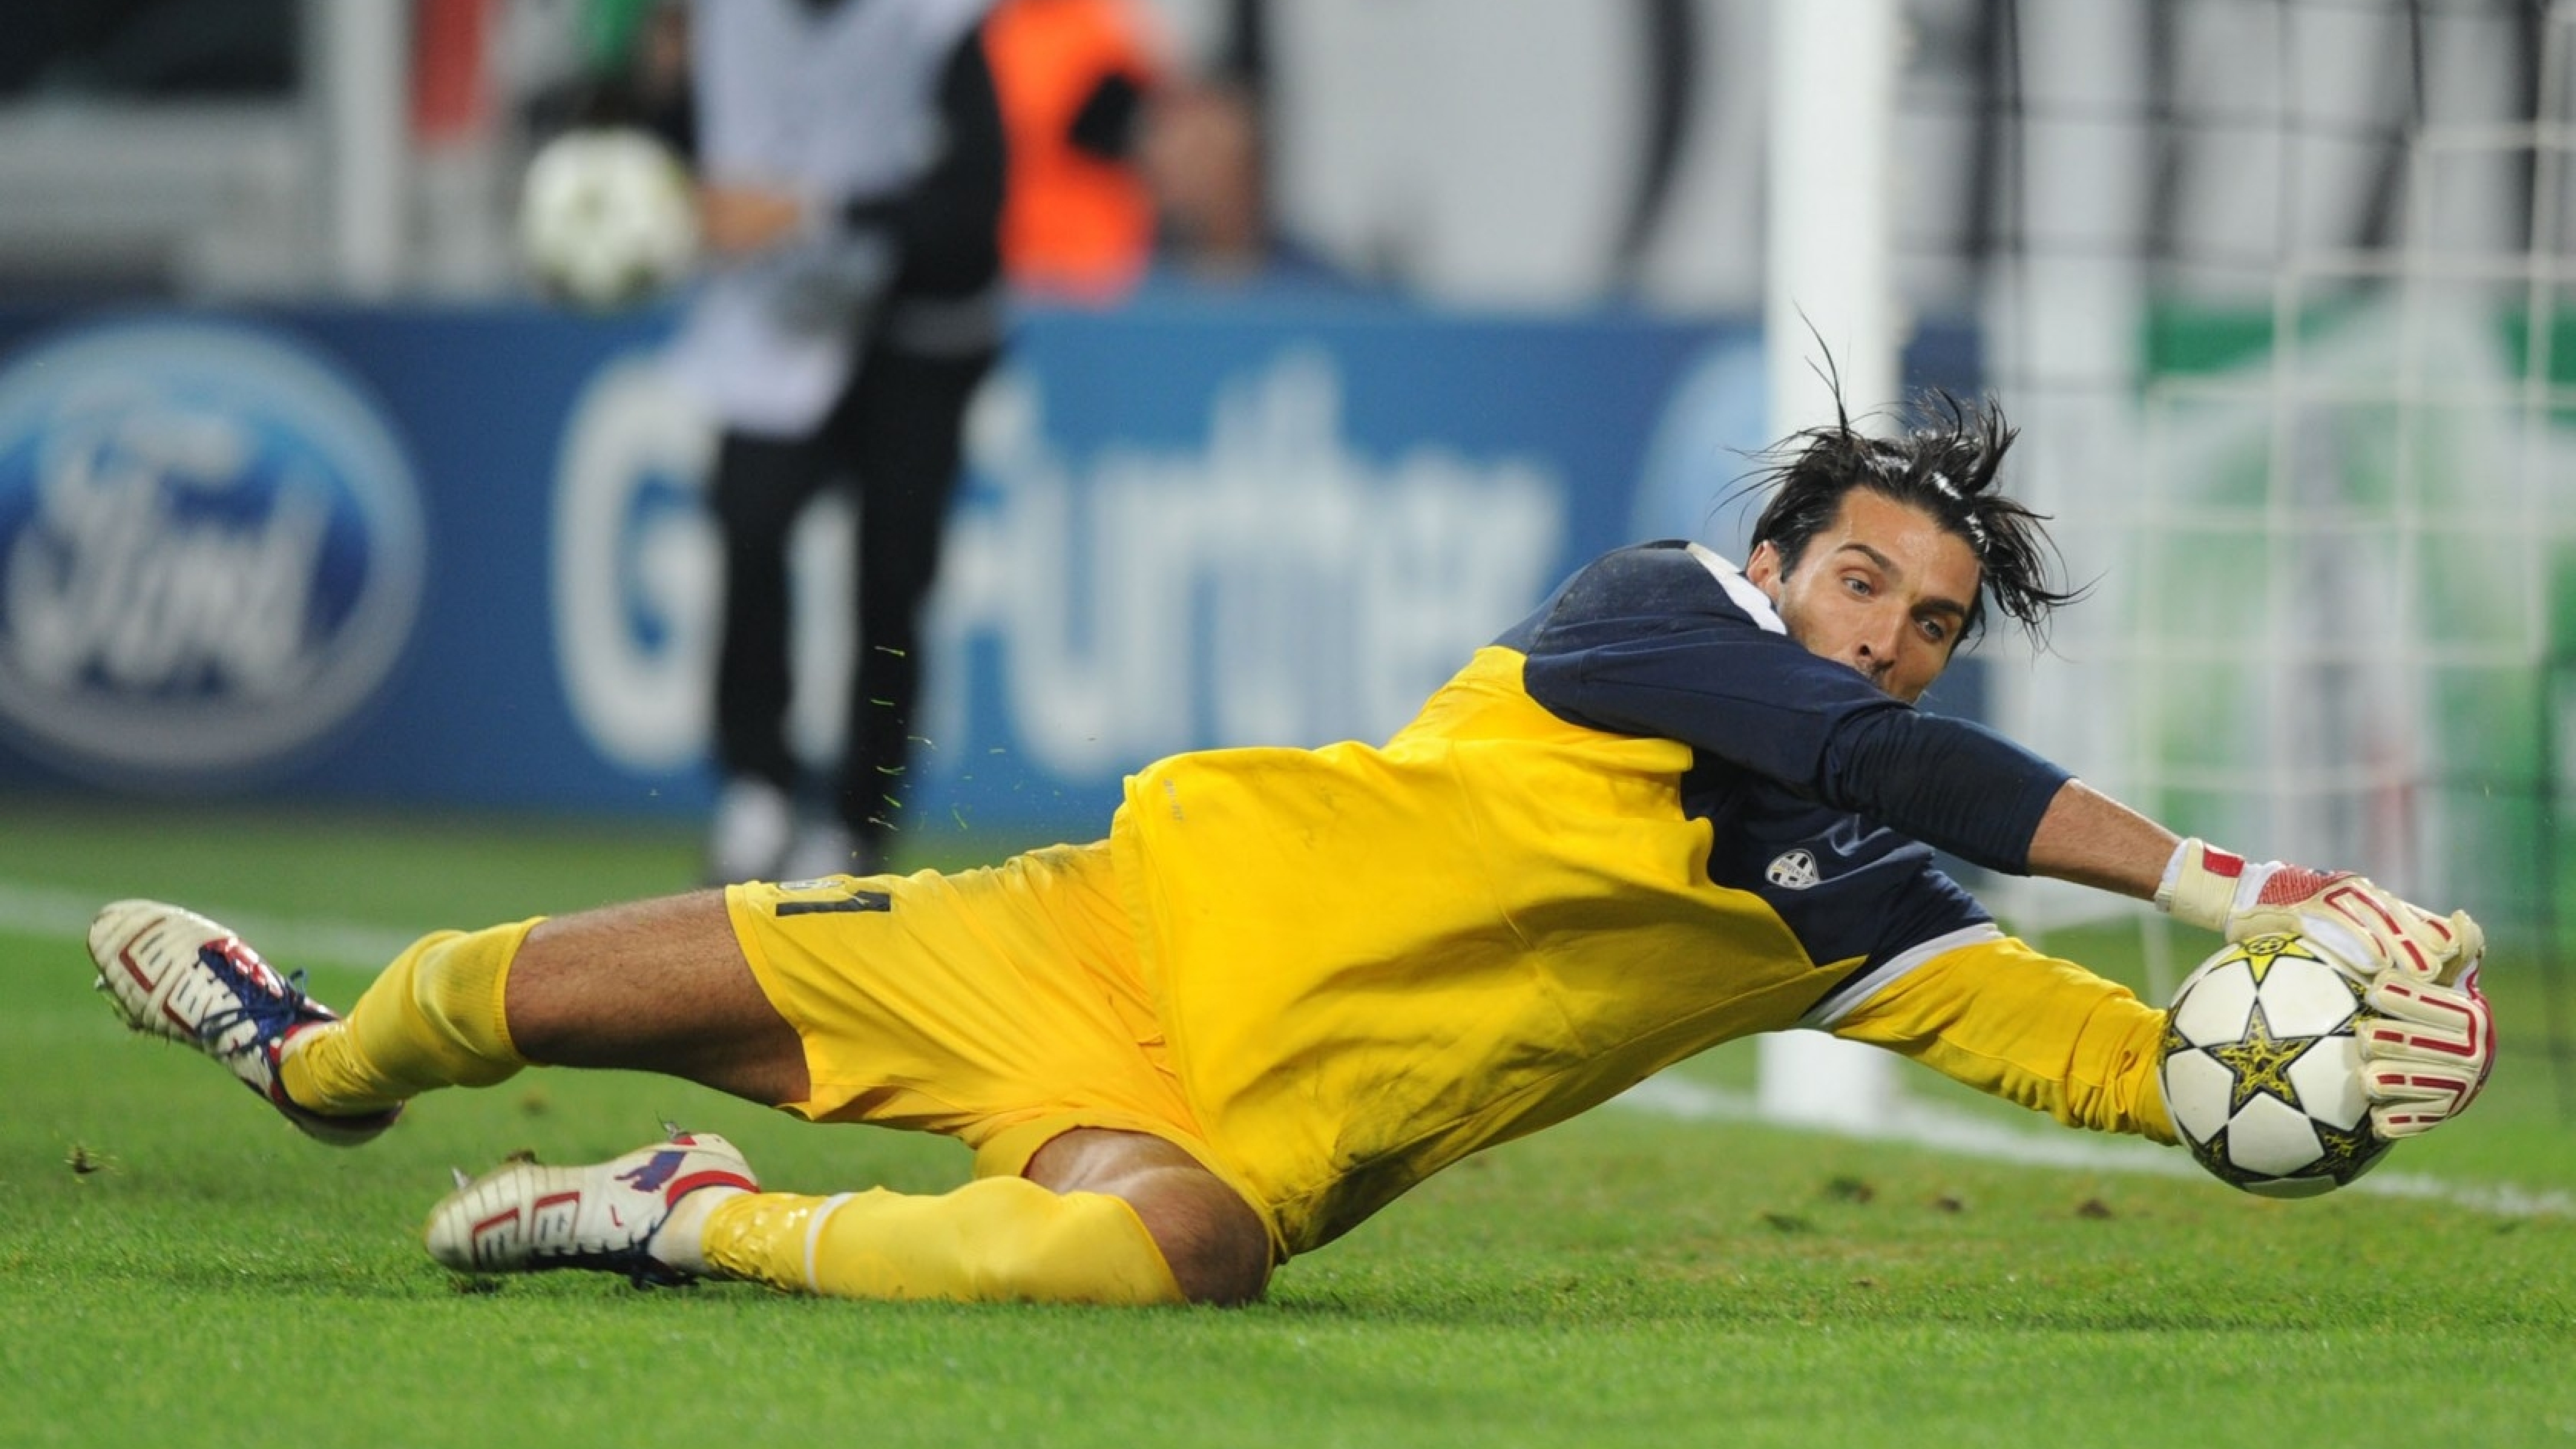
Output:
[519, 127, 699, 310]
[2158, 933, 2392, 1198]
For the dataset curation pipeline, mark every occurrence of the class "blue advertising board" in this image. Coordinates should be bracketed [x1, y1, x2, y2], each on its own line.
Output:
[0, 289, 1973, 846]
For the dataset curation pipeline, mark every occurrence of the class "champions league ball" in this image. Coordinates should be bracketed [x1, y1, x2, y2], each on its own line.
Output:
[2159, 933, 2393, 1198]
[519, 127, 698, 309]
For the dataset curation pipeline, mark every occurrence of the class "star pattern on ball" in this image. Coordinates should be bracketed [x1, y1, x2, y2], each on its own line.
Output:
[2293, 1117, 2386, 1184]
[2196, 1127, 2268, 1191]
[2235, 933, 2312, 986]
[2208, 1000, 2319, 1113]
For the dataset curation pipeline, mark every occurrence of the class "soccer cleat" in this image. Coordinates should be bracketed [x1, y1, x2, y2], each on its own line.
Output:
[704, 776, 794, 884]
[777, 821, 880, 883]
[422, 1130, 760, 1287]
[88, 899, 401, 1147]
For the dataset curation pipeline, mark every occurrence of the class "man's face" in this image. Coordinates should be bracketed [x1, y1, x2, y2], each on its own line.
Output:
[1743, 490, 1980, 705]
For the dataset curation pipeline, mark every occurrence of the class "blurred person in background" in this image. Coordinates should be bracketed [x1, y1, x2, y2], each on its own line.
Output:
[985, 0, 1165, 303]
[661, 0, 1007, 884]
[1128, 0, 1345, 289]
[1137, 74, 1268, 280]
[980, 0, 1326, 301]
[517, 0, 690, 136]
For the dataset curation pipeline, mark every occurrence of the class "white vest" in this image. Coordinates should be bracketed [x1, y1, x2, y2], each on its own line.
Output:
[667, 0, 993, 435]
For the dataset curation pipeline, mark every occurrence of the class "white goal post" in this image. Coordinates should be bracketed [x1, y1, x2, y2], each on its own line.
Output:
[1758, 0, 1903, 1128]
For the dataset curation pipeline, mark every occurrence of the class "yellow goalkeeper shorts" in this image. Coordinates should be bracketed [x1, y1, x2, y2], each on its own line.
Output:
[723, 842, 1256, 1212]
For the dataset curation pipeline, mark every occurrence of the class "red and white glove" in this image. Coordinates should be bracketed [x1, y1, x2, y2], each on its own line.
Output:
[2159, 838, 2496, 1137]
[2356, 967, 2496, 1138]
[2154, 838, 2482, 985]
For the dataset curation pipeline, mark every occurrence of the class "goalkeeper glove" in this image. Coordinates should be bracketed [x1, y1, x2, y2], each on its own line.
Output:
[2356, 968, 2495, 1138]
[2154, 838, 2482, 985]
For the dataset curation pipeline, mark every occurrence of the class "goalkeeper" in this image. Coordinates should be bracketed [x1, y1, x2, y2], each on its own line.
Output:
[87, 391, 2494, 1306]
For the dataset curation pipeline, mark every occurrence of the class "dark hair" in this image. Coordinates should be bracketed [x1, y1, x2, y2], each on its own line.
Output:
[1743, 387, 2082, 648]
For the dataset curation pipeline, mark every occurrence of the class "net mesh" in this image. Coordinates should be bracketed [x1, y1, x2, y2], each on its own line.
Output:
[1876, 0, 2573, 1101]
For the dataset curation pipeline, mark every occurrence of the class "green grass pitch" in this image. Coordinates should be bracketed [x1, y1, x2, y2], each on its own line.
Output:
[3, 799, 2572, 1448]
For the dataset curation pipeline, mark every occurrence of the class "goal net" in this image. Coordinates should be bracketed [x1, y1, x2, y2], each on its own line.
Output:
[1974, 0, 2576, 1073]
[1773, 0, 2575, 1119]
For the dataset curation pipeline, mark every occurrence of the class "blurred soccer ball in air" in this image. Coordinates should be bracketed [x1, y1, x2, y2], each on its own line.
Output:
[519, 127, 699, 310]
[2158, 932, 2393, 1198]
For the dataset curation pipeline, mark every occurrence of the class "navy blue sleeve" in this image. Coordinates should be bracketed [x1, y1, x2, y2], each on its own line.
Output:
[1503, 543, 2070, 874]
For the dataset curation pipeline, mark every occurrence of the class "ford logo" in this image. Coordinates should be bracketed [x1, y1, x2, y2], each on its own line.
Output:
[0, 318, 425, 779]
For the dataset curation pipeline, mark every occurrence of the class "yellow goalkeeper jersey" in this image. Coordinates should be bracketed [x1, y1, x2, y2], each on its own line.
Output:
[1108, 543, 2171, 1255]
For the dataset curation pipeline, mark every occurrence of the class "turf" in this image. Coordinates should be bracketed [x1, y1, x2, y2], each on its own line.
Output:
[4, 801, 2572, 1448]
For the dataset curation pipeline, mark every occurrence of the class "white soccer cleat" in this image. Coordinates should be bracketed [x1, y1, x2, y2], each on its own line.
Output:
[704, 776, 794, 884]
[88, 898, 401, 1147]
[423, 1130, 760, 1287]
[778, 821, 880, 883]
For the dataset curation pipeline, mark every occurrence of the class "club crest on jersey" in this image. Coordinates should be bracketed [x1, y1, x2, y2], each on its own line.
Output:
[1766, 849, 1822, 890]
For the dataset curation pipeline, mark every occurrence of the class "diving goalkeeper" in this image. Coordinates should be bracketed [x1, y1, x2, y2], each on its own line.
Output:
[86, 392, 2494, 1305]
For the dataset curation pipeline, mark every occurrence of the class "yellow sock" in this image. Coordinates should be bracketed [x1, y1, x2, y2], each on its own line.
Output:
[279, 920, 539, 1114]
[697, 1178, 1185, 1305]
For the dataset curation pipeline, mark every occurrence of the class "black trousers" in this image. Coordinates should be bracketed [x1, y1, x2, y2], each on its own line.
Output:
[709, 339, 997, 846]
